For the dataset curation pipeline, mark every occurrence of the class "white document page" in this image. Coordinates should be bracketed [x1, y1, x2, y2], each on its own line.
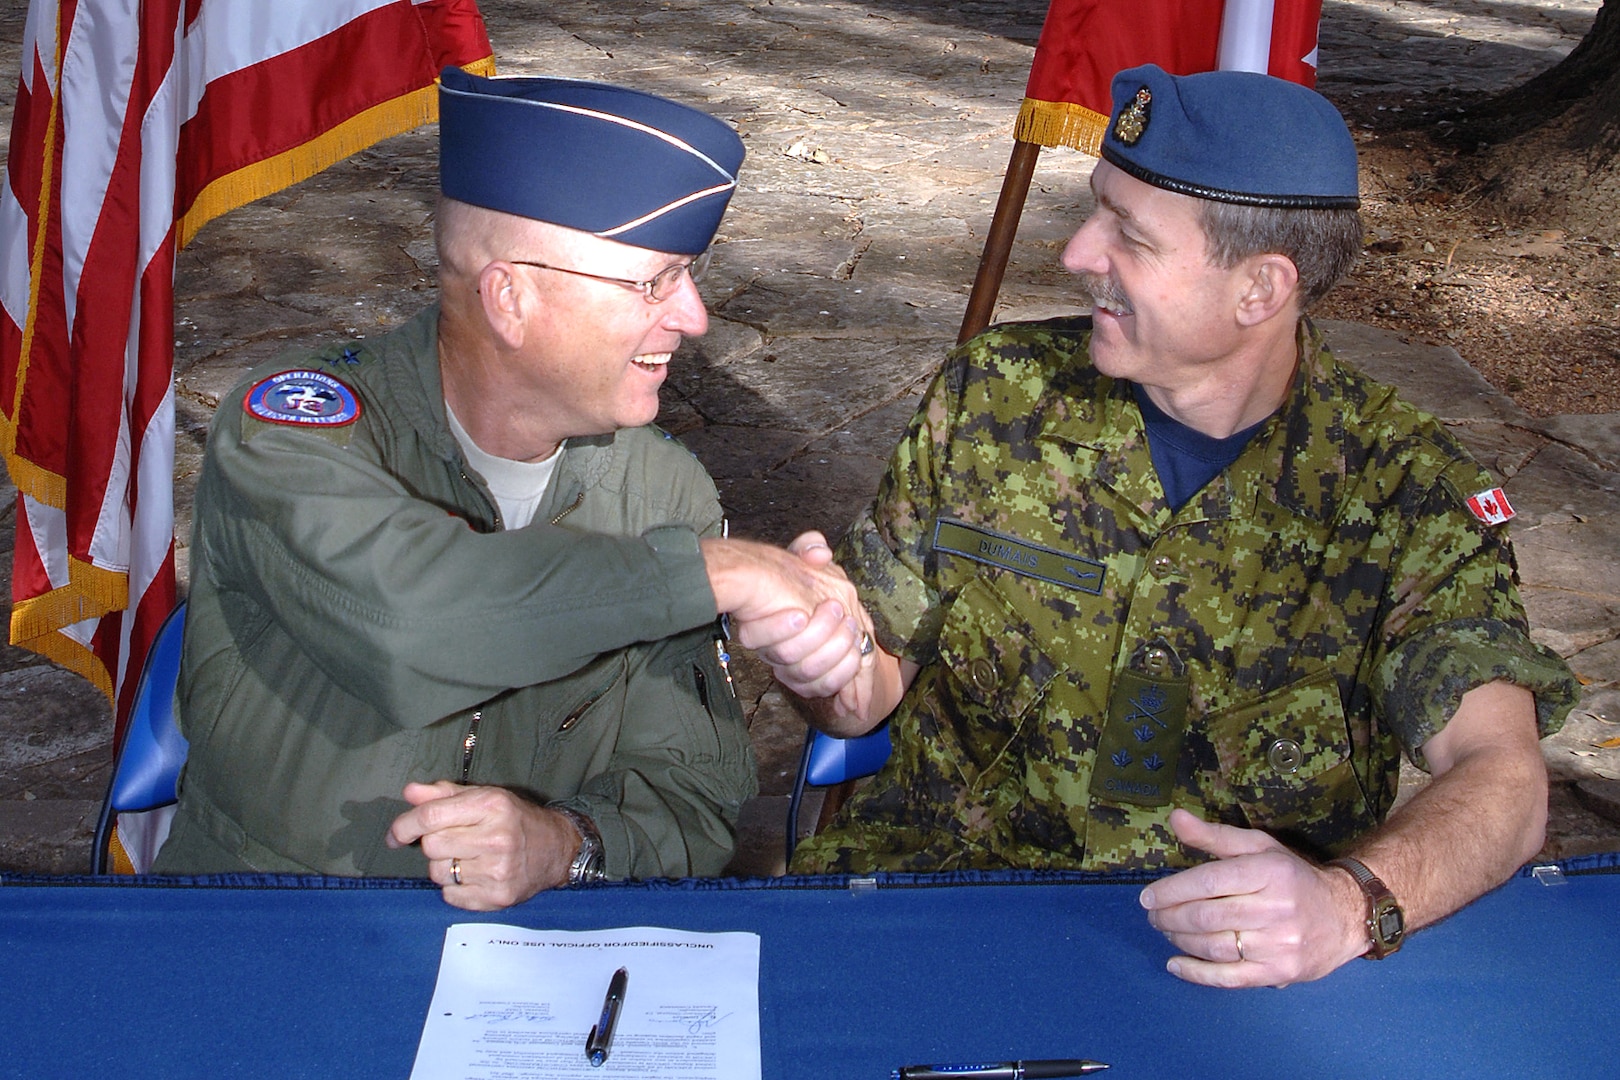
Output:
[410, 924, 762, 1080]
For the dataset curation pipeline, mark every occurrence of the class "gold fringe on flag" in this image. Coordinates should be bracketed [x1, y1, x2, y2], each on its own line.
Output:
[177, 57, 496, 248]
[1013, 96, 1112, 158]
[107, 827, 137, 874]
[2, 448, 66, 509]
[9, 557, 130, 697]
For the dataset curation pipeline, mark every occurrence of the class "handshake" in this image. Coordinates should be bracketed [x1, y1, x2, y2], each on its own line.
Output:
[700, 530, 898, 733]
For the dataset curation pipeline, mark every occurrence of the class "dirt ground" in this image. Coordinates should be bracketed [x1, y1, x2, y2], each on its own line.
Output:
[1317, 94, 1620, 418]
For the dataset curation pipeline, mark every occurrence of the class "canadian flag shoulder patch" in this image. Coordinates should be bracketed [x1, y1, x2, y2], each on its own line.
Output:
[1466, 487, 1515, 526]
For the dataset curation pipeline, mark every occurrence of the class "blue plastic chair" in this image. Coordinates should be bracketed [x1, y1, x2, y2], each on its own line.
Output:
[92, 601, 189, 874]
[784, 724, 891, 865]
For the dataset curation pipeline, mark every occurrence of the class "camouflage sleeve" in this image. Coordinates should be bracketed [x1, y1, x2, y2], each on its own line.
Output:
[835, 359, 964, 664]
[1373, 457, 1579, 771]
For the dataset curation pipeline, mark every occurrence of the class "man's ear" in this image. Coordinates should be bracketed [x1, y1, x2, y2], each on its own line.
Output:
[1235, 253, 1301, 327]
[478, 261, 529, 349]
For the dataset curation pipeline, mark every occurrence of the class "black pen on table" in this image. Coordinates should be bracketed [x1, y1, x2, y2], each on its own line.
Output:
[892, 1059, 1108, 1080]
[585, 966, 628, 1067]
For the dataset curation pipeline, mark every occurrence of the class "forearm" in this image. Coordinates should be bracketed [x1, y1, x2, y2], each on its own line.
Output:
[792, 651, 914, 737]
[1140, 682, 1548, 988]
[699, 535, 867, 624]
[207, 431, 715, 723]
[1341, 741, 1546, 936]
[1337, 681, 1547, 941]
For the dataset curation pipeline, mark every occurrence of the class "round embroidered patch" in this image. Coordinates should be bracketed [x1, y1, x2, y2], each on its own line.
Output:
[243, 370, 362, 427]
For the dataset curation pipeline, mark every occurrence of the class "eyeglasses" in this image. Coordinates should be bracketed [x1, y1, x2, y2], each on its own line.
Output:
[508, 249, 711, 303]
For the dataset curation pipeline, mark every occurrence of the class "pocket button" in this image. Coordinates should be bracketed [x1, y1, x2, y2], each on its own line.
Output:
[968, 657, 998, 694]
[1267, 738, 1303, 775]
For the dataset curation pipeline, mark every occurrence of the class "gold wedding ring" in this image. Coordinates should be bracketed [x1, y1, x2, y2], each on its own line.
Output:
[858, 631, 875, 657]
[1233, 929, 1246, 962]
[450, 857, 463, 886]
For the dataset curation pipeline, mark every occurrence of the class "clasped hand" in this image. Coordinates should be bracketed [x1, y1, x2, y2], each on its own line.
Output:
[723, 531, 877, 719]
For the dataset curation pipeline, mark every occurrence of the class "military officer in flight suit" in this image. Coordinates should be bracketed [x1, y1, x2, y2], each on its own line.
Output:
[154, 70, 869, 910]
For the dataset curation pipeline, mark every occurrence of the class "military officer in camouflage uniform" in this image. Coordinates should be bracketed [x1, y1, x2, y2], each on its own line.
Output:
[738, 66, 1577, 987]
[154, 71, 868, 910]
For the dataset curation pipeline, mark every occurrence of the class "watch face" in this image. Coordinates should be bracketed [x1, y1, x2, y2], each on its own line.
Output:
[1373, 897, 1405, 946]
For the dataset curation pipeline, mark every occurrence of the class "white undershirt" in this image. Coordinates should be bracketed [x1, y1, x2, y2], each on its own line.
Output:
[445, 403, 561, 530]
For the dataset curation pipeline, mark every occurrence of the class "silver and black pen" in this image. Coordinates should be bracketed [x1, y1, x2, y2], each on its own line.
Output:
[584, 966, 629, 1067]
[893, 1060, 1109, 1080]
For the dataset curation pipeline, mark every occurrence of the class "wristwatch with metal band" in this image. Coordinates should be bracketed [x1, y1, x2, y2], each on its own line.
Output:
[1329, 856, 1405, 959]
[550, 805, 606, 885]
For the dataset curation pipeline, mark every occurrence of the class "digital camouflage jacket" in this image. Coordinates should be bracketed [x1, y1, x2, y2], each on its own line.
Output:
[793, 317, 1576, 874]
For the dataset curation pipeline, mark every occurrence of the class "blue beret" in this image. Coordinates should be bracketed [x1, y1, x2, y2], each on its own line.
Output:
[1101, 65, 1358, 209]
[438, 68, 744, 255]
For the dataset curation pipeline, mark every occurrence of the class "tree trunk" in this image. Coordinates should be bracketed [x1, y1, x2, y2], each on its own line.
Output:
[1453, 0, 1619, 144]
[1439, 0, 1620, 239]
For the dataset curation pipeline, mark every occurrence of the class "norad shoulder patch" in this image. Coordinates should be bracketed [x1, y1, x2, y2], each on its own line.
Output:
[242, 370, 362, 428]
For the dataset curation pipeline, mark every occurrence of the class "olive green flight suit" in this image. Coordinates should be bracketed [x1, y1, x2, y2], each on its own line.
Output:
[156, 307, 756, 880]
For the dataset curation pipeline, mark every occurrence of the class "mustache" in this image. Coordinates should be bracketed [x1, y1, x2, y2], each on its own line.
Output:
[1077, 272, 1133, 315]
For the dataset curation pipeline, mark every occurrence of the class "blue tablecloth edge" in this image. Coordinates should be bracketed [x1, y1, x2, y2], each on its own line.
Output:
[2, 851, 1614, 892]
[1516, 849, 1620, 876]
[0, 866, 1168, 891]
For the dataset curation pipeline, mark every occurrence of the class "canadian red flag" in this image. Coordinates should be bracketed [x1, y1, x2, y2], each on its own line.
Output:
[1467, 488, 1516, 526]
[1, 0, 493, 737]
[1015, 0, 1324, 154]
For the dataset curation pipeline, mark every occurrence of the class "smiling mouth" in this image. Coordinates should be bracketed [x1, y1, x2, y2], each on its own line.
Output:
[1078, 272, 1133, 317]
[632, 352, 672, 371]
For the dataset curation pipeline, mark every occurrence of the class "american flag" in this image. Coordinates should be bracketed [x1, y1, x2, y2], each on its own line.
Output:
[1, 0, 492, 737]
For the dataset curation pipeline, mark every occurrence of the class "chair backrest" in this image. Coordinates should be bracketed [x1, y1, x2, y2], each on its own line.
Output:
[802, 726, 892, 788]
[785, 725, 891, 866]
[92, 601, 189, 873]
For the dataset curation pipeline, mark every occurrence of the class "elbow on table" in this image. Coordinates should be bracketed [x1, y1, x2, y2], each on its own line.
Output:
[1514, 754, 1551, 867]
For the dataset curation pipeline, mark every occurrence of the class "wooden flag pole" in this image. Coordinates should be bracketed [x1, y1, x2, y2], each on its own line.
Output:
[957, 138, 1044, 344]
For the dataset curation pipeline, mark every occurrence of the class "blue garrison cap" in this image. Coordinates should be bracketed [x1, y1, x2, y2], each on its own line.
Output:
[1101, 65, 1358, 209]
[438, 67, 744, 255]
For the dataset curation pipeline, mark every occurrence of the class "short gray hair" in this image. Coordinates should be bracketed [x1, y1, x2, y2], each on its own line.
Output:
[1198, 201, 1362, 309]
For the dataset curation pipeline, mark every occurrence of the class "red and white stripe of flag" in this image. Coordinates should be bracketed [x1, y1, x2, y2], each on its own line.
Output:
[1217, 0, 1324, 85]
[1, 0, 490, 735]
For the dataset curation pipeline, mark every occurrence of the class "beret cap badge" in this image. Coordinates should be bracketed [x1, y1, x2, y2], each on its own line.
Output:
[1113, 87, 1152, 146]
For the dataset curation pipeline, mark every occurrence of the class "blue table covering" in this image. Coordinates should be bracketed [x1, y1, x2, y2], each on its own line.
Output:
[2, 856, 1616, 1079]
